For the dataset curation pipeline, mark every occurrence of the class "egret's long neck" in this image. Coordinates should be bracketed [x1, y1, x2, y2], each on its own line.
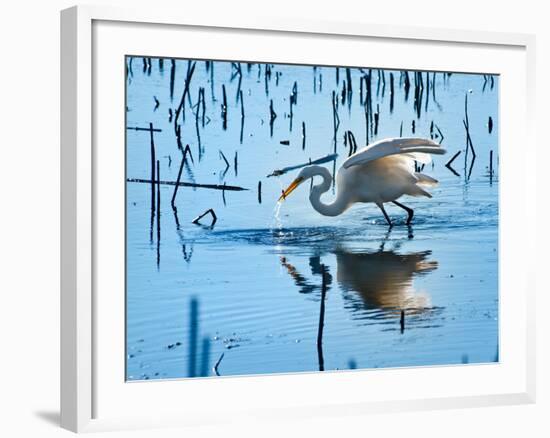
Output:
[308, 167, 349, 217]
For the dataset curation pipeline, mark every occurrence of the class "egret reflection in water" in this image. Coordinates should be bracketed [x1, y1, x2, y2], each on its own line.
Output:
[280, 245, 438, 318]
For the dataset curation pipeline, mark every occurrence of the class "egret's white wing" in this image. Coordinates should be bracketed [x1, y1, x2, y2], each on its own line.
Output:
[342, 138, 446, 169]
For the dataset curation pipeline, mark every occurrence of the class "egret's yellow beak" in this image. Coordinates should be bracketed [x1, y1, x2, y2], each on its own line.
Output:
[278, 177, 304, 202]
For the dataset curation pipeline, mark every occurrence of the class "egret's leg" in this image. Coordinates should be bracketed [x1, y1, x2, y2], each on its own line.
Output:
[392, 201, 414, 225]
[376, 202, 393, 227]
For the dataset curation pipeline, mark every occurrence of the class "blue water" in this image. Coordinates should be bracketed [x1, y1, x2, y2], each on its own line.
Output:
[125, 58, 498, 380]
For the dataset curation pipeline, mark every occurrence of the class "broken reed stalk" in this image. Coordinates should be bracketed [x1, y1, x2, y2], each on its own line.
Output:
[127, 178, 248, 191]
[127, 126, 162, 132]
[345, 130, 358, 157]
[365, 71, 373, 142]
[302, 121, 306, 150]
[194, 88, 203, 154]
[210, 61, 215, 101]
[156, 160, 161, 266]
[171, 144, 193, 208]
[192, 208, 217, 226]
[445, 150, 461, 177]
[213, 352, 225, 377]
[291, 81, 298, 105]
[463, 120, 476, 158]
[269, 99, 277, 137]
[258, 181, 262, 204]
[221, 84, 228, 130]
[174, 61, 196, 126]
[149, 123, 156, 242]
[374, 104, 380, 135]
[489, 150, 494, 181]
[446, 150, 461, 167]
[346, 67, 353, 94]
[425, 71, 430, 112]
[239, 89, 245, 144]
[313, 66, 317, 94]
[219, 150, 230, 171]
[289, 97, 293, 131]
[435, 123, 445, 144]
[400, 310, 405, 334]
[464, 94, 476, 158]
[332, 91, 340, 152]
[403, 70, 411, 101]
[239, 90, 244, 119]
[234, 151, 238, 176]
[200, 87, 206, 127]
[317, 265, 328, 372]
[389, 72, 394, 113]
[170, 59, 175, 101]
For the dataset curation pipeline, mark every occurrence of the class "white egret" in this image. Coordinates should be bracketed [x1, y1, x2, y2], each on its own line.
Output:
[278, 137, 446, 226]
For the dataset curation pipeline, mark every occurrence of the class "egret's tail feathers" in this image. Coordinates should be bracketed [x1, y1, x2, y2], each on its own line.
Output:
[407, 184, 433, 198]
[414, 173, 439, 186]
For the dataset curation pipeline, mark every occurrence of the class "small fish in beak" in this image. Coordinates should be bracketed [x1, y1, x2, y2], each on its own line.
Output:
[278, 177, 304, 202]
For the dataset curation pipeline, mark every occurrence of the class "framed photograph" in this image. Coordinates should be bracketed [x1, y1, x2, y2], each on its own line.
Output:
[61, 5, 536, 432]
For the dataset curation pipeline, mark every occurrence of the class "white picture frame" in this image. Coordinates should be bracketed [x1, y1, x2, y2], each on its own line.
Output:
[60, 4, 536, 433]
